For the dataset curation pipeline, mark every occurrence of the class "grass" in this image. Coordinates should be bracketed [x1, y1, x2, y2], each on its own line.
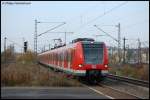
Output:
[1, 51, 82, 87]
[2, 50, 148, 86]
[109, 64, 149, 81]
[16, 51, 36, 64]
[1, 63, 82, 87]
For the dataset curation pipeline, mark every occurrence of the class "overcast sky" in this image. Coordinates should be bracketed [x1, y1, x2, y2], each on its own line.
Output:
[1, 1, 149, 52]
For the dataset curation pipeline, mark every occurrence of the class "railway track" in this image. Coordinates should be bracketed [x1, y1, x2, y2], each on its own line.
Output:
[81, 81, 140, 99]
[97, 83, 143, 99]
[106, 74, 149, 87]
[71, 73, 149, 99]
[81, 78, 148, 99]
[39, 64, 149, 99]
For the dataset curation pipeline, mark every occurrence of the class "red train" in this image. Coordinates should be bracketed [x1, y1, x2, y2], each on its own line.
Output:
[38, 38, 109, 82]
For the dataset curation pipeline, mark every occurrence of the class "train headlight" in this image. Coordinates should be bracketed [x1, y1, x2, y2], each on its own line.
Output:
[105, 65, 108, 68]
[78, 64, 83, 67]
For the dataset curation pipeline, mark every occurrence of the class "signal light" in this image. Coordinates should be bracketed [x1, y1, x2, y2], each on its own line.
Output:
[24, 41, 27, 53]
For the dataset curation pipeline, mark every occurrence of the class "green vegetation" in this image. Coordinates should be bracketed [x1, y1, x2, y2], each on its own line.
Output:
[1, 46, 15, 63]
[109, 64, 149, 81]
[1, 51, 82, 87]
[16, 51, 36, 64]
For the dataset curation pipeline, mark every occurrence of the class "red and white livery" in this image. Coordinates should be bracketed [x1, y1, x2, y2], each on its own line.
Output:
[38, 38, 109, 82]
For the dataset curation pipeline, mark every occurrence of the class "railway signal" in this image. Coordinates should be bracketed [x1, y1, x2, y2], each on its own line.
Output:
[24, 41, 28, 53]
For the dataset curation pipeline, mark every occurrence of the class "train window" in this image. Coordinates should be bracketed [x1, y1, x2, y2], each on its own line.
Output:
[58, 53, 61, 61]
[71, 49, 75, 62]
[67, 52, 69, 62]
[46, 54, 48, 61]
[53, 54, 54, 61]
[58, 53, 60, 61]
[55, 53, 56, 61]
[64, 51, 68, 62]
[59, 53, 61, 61]
[51, 54, 52, 60]
[67, 51, 70, 62]
[53, 54, 55, 61]
[68, 51, 70, 62]
[58, 53, 59, 61]
[50, 54, 51, 60]
[68, 50, 72, 62]
[60, 52, 63, 61]
[62, 51, 65, 61]
[52, 53, 54, 62]
[63, 52, 64, 61]
[60, 53, 62, 61]
[66, 51, 68, 62]
[56, 53, 57, 61]
[83, 44, 103, 64]
[49, 54, 50, 60]
[56, 53, 58, 61]
[59, 53, 60, 61]
[57, 53, 59, 61]
[54, 53, 56, 61]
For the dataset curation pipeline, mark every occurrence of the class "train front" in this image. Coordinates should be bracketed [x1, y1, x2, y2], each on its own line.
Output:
[75, 39, 109, 82]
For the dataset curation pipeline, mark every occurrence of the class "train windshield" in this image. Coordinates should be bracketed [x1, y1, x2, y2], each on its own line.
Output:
[82, 43, 103, 64]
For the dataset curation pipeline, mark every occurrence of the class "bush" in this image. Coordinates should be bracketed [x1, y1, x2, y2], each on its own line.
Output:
[109, 64, 149, 81]
[1, 62, 82, 87]
[1, 47, 15, 63]
[1, 63, 32, 86]
[16, 51, 36, 64]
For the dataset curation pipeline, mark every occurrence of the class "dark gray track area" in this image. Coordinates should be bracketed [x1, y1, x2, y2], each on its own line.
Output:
[1, 87, 109, 99]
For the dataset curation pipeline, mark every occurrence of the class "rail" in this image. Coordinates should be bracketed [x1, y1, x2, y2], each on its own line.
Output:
[106, 74, 149, 88]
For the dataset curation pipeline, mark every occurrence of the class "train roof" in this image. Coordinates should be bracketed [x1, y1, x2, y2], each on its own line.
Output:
[72, 38, 94, 43]
[80, 41, 105, 44]
[38, 38, 105, 55]
[72, 38, 105, 44]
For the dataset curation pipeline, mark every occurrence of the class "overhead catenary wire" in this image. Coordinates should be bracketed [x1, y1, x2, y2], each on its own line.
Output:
[38, 22, 65, 23]
[74, 1, 128, 33]
[141, 42, 149, 48]
[6, 38, 23, 48]
[38, 22, 66, 37]
[94, 25, 118, 42]
[66, 2, 105, 26]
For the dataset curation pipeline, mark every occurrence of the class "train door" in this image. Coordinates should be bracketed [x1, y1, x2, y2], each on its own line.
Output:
[67, 51, 70, 69]
[58, 53, 59, 67]
[62, 51, 64, 68]
[64, 51, 67, 69]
